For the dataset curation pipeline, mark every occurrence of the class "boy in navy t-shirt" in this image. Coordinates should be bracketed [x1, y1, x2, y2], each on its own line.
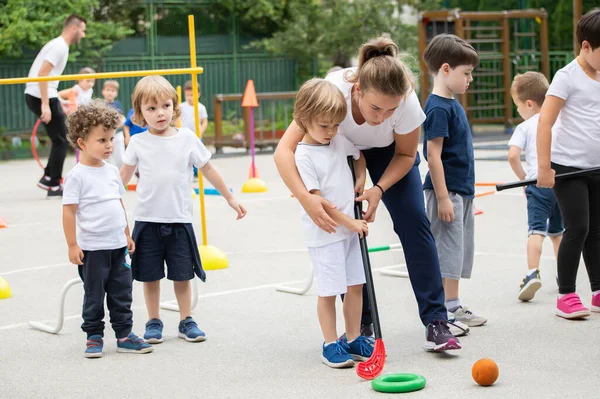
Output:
[422, 34, 487, 333]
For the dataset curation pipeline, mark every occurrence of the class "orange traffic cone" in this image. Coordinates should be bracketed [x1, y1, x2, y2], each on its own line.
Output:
[248, 164, 260, 179]
[0, 217, 7, 228]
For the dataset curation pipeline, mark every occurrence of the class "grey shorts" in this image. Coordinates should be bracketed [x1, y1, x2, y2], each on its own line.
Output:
[425, 190, 475, 280]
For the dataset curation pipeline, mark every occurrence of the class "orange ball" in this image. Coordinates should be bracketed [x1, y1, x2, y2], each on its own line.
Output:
[472, 358, 499, 386]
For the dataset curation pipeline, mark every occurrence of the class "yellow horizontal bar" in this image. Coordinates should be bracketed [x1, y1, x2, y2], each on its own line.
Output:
[0, 67, 204, 86]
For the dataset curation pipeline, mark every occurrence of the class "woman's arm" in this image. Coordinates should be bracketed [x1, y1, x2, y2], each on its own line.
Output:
[274, 120, 337, 233]
[356, 127, 419, 221]
[536, 96, 564, 188]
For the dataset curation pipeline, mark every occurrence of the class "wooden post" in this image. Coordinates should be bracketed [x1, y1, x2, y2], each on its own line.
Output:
[540, 12, 550, 80]
[574, 0, 583, 56]
[243, 107, 251, 150]
[418, 12, 428, 104]
[213, 95, 223, 153]
[501, 12, 512, 128]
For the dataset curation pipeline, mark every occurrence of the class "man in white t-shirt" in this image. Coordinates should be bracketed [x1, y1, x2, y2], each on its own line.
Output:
[24, 14, 87, 198]
[508, 72, 563, 303]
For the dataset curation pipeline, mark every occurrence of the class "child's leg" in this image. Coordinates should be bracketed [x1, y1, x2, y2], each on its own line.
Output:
[317, 295, 338, 343]
[527, 234, 545, 270]
[342, 285, 363, 342]
[550, 236, 562, 259]
[174, 280, 192, 320]
[582, 174, 600, 293]
[552, 163, 589, 294]
[143, 281, 161, 320]
[442, 278, 460, 311]
[105, 247, 133, 339]
[79, 250, 110, 338]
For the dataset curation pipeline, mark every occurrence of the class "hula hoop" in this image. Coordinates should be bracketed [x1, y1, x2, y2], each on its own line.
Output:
[31, 119, 45, 169]
[31, 118, 79, 170]
[371, 373, 426, 393]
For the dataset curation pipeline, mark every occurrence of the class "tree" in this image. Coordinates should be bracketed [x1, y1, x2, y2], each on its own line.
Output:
[0, 0, 133, 66]
[256, 0, 437, 78]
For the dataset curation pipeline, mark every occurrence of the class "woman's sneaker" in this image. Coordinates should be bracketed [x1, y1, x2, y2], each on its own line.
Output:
[85, 335, 103, 358]
[447, 313, 470, 337]
[518, 269, 542, 302]
[178, 316, 206, 342]
[556, 293, 591, 319]
[424, 320, 461, 352]
[452, 306, 487, 327]
[117, 332, 154, 354]
[144, 318, 164, 344]
[321, 341, 355, 368]
[591, 292, 600, 312]
[341, 335, 374, 361]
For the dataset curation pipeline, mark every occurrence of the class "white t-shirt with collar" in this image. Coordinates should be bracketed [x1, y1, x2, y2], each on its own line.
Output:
[325, 67, 426, 150]
[62, 162, 128, 251]
[122, 127, 212, 223]
[295, 134, 360, 247]
[548, 59, 600, 169]
[24, 36, 70, 99]
[508, 113, 543, 180]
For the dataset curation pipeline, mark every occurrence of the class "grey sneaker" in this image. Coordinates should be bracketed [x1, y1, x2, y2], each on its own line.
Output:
[447, 312, 469, 336]
[518, 269, 542, 302]
[452, 306, 487, 327]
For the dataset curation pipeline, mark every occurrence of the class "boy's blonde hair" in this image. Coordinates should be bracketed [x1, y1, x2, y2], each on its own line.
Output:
[66, 99, 120, 150]
[345, 36, 415, 98]
[293, 78, 347, 133]
[79, 67, 95, 75]
[131, 75, 181, 127]
[103, 80, 119, 91]
[511, 71, 549, 106]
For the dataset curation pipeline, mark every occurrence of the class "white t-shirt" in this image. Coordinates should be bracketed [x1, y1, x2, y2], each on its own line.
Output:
[73, 84, 93, 106]
[548, 59, 600, 168]
[295, 134, 360, 247]
[24, 36, 70, 99]
[508, 113, 543, 180]
[122, 127, 212, 223]
[62, 162, 127, 251]
[324, 67, 426, 150]
[180, 102, 208, 134]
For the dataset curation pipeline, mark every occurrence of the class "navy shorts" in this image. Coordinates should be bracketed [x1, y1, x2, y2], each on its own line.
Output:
[131, 222, 197, 282]
[525, 185, 564, 236]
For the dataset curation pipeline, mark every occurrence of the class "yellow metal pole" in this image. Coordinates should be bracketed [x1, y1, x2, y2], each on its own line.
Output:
[0, 67, 204, 85]
[176, 85, 182, 128]
[188, 15, 208, 246]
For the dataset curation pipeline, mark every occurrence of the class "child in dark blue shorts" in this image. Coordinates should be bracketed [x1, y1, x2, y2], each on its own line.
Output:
[120, 75, 247, 344]
[508, 71, 563, 302]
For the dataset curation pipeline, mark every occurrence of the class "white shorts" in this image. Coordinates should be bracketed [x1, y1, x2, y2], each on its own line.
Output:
[308, 234, 366, 297]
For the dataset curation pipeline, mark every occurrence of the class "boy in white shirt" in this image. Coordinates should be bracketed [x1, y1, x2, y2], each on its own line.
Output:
[293, 78, 373, 368]
[180, 80, 208, 180]
[58, 67, 96, 113]
[508, 72, 563, 302]
[62, 100, 153, 358]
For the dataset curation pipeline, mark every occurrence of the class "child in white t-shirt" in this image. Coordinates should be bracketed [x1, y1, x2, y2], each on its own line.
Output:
[179, 80, 208, 180]
[292, 78, 373, 368]
[120, 75, 247, 344]
[508, 72, 563, 302]
[536, 9, 600, 319]
[62, 99, 152, 358]
[58, 67, 96, 114]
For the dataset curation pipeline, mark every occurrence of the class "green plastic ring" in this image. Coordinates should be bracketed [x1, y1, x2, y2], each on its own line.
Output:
[371, 373, 426, 393]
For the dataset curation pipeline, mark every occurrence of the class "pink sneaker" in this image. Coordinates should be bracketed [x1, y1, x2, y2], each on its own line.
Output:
[556, 293, 591, 319]
[591, 293, 600, 313]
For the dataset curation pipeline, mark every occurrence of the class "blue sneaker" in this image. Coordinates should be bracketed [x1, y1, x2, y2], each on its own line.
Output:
[144, 318, 164, 344]
[117, 332, 154, 354]
[341, 335, 374, 361]
[518, 269, 542, 302]
[321, 341, 355, 368]
[178, 317, 206, 342]
[85, 335, 103, 358]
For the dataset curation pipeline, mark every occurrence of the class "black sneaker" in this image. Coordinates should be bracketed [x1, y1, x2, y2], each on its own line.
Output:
[47, 186, 63, 198]
[518, 269, 542, 302]
[424, 320, 461, 352]
[37, 175, 54, 190]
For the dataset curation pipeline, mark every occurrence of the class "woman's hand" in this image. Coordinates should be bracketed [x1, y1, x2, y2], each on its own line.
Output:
[355, 187, 383, 223]
[301, 194, 338, 234]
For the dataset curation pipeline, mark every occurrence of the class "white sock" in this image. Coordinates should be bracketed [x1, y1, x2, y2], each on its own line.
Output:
[527, 268, 538, 277]
[446, 298, 461, 313]
[324, 341, 336, 347]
